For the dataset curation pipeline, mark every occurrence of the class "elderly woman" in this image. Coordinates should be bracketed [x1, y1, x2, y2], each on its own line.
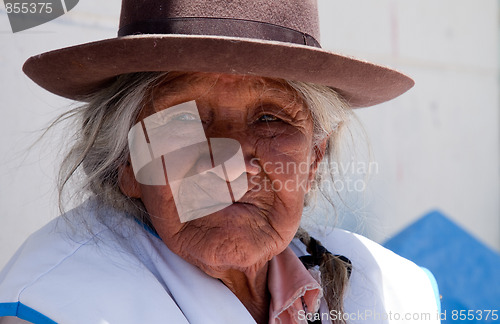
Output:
[0, 0, 440, 323]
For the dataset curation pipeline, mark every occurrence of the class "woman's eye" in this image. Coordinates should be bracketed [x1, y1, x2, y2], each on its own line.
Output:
[258, 114, 279, 122]
[173, 113, 199, 121]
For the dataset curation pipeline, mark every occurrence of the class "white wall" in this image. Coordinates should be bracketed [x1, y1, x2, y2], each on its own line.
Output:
[0, 0, 498, 269]
[0, 1, 121, 268]
[318, 0, 499, 248]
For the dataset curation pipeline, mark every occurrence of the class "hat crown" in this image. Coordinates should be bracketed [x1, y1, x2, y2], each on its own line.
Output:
[23, 0, 414, 107]
[119, 0, 320, 43]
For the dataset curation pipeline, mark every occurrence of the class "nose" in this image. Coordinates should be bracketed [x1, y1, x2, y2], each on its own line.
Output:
[243, 155, 260, 176]
[203, 113, 258, 167]
[194, 137, 259, 179]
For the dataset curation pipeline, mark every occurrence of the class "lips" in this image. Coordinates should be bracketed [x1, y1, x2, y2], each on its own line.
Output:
[171, 170, 272, 222]
[232, 178, 274, 209]
[176, 172, 232, 208]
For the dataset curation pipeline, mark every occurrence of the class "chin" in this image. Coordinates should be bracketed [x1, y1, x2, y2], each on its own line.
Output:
[189, 205, 293, 260]
[159, 201, 297, 274]
[190, 230, 281, 272]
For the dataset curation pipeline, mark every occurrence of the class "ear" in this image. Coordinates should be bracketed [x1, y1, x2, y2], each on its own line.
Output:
[118, 160, 142, 198]
[308, 138, 328, 184]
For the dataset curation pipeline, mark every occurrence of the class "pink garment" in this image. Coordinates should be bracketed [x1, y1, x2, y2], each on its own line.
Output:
[268, 247, 323, 324]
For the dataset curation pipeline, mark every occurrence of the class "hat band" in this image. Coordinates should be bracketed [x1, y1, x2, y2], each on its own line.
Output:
[118, 17, 321, 48]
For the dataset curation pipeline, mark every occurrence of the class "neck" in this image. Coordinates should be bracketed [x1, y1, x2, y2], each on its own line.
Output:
[218, 263, 270, 324]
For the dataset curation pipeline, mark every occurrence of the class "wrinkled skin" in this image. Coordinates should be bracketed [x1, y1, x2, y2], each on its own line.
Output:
[119, 72, 326, 323]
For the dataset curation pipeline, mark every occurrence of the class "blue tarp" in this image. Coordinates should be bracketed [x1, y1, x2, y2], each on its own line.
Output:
[384, 210, 500, 323]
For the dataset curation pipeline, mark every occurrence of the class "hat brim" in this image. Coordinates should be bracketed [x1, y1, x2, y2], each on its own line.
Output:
[22, 34, 414, 107]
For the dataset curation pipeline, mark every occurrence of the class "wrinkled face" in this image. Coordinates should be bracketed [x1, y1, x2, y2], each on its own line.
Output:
[120, 72, 325, 275]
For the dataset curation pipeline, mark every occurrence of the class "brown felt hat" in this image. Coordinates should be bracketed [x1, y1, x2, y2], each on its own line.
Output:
[22, 0, 414, 107]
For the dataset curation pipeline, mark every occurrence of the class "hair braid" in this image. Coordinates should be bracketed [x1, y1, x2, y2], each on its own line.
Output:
[295, 227, 352, 323]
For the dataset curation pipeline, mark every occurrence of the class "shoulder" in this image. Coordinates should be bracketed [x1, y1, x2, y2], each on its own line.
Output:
[0, 199, 187, 324]
[292, 228, 441, 323]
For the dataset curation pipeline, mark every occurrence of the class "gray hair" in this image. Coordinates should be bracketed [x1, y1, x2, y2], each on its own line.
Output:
[54, 71, 354, 320]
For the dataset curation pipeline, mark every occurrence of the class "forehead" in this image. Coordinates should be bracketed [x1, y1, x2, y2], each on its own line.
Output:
[148, 72, 303, 110]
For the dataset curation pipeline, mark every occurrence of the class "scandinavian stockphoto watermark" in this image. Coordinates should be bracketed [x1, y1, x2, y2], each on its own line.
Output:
[3, 0, 79, 32]
[127, 100, 378, 223]
[248, 158, 378, 194]
[127, 100, 249, 223]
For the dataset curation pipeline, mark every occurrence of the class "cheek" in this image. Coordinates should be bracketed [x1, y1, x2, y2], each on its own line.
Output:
[250, 129, 314, 225]
[140, 184, 183, 233]
[257, 132, 314, 190]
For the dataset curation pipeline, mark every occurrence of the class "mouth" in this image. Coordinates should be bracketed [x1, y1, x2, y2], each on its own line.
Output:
[233, 176, 266, 203]
[174, 173, 270, 222]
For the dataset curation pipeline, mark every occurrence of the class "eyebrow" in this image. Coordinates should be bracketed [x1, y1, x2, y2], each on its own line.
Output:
[157, 72, 287, 94]
[150, 72, 303, 113]
[155, 72, 201, 94]
[148, 73, 201, 112]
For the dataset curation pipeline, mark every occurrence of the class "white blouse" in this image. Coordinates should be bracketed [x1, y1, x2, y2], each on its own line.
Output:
[0, 199, 440, 324]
